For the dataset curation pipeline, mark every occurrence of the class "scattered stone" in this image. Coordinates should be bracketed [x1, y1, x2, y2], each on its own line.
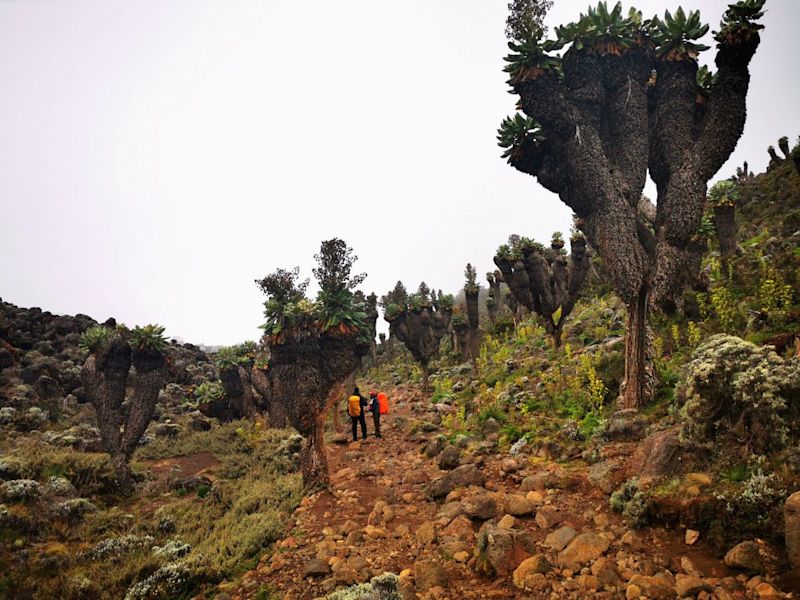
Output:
[534, 508, 560, 529]
[303, 558, 331, 578]
[605, 409, 647, 441]
[724, 541, 762, 573]
[685, 529, 700, 545]
[557, 532, 610, 570]
[543, 526, 577, 552]
[475, 525, 537, 576]
[427, 464, 484, 499]
[675, 574, 713, 597]
[627, 575, 676, 600]
[506, 494, 535, 517]
[462, 492, 498, 521]
[512, 555, 551, 589]
[785, 491, 800, 570]
[415, 522, 436, 545]
[413, 559, 447, 591]
[588, 459, 623, 494]
[437, 446, 461, 470]
[497, 514, 516, 529]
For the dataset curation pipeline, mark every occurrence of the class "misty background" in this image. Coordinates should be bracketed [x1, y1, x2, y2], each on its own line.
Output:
[1, 0, 798, 345]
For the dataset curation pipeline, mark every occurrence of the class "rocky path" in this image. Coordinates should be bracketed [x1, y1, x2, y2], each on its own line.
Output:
[226, 386, 792, 600]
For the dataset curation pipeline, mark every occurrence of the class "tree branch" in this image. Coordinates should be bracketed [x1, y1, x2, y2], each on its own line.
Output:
[695, 34, 760, 181]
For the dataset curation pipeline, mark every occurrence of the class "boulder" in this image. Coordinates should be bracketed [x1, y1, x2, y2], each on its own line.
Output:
[627, 575, 676, 600]
[303, 558, 331, 578]
[605, 409, 647, 441]
[543, 526, 577, 552]
[413, 559, 447, 591]
[462, 492, 498, 521]
[675, 575, 713, 597]
[427, 464, 484, 499]
[505, 494, 535, 517]
[588, 459, 623, 494]
[785, 491, 800, 570]
[437, 446, 461, 470]
[512, 554, 551, 590]
[724, 541, 762, 573]
[557, 532, 610, 570]
[475, 524, 537, 576]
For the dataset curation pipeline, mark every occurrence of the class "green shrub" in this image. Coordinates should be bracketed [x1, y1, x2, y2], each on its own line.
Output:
[610, 478, 651, 528]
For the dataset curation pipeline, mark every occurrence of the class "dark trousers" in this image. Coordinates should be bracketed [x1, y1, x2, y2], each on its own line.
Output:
[351, 414, 367, 440]
[372, 412, 381, 437]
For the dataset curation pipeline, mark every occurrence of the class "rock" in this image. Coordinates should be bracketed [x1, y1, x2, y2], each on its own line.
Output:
[543, 526, 577, 551]
[482, 418, 500, 435]
[724, 541, 762, 573]
[557, 532, 610, 570]
[588, 459, 623, 494]
[633, 427, 701, 477]
[627, 575, 676, 600]
[685, 529, 700, 545]
[475, 525, 537, 576]
[591, 557, 621, 587]
[675, 574, 713, 597]
[415, 522, 436, 545]
[364, 525, 386, 539]
[605, 409, 647, 441]
[413, 559, 447, 591]
[303, 558, 331, 578]
[453, 551, 469, 563]
[497, 514, 516, 529]
[427, 464, 485, 499]
[423, 436, 446, 458]
[437, 446, 461, 470]
[462, 493, 498, 521]
[512, 555, 551, 589]
[520, 472, 558, 492]
[785, 491, 800, 570]
[501, 458, 519, 473]
[506, 494, 535, 517]
[534, 509, 560, 529]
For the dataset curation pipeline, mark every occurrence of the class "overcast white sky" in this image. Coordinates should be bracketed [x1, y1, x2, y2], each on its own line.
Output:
[1, 1, 798, 345]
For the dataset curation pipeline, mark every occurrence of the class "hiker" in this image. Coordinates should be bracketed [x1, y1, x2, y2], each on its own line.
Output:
[368, 391, 381, 438]
[348, 386, 368, 441]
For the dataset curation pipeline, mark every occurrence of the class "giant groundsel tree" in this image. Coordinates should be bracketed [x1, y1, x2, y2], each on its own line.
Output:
[494, 232, 590, 348]
[258, 239, 371, 487]
[382, 282, 454, 391]
[498, 0, 765, 407]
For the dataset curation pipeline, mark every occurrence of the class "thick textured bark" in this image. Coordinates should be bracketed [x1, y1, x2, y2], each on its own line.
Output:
[713, 204, 738, 274]
[81, 335, 165, 494]
[495, 236, 590, 350]
[300, 415, 328, 488]
[465, 289, 480, 364]
[486, 271, 505, 318]
[219, 366, 257, 421]
[508, 20, 761, 407]
[385, 298, 452, 387]
[269, 333, 368, 488]
[421, 362, 430, 393]
[453, 319, 469, 363]
[621, 287, 655, 410]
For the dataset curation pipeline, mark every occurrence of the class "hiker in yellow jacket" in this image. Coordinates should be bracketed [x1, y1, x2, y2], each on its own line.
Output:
[347, 387, 368, 441]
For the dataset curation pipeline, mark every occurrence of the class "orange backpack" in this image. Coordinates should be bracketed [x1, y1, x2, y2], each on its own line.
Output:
[377, 392, 389, 415]
[347, 395, 362, 417]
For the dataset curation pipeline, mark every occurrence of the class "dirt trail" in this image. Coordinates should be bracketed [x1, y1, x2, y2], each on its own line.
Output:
[226, 386, 775, 600]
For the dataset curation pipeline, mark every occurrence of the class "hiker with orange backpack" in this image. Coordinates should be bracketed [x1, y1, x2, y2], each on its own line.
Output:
[369, 391, 389, 438]
[368, 391, 381, 438]
[348, 387, 368, 441]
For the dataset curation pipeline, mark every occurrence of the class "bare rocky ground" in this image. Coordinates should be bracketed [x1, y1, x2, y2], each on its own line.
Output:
[226, 385, 796, 600]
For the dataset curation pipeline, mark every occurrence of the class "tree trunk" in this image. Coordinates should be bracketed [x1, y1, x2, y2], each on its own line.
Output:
[111, 452, 134, 495]
[621, 287, 655, 409]
[421, 363, 430, 393]
[713, 204, 737, 277]
[551, 325, 562, 349]
[300, 415, 328, 489]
